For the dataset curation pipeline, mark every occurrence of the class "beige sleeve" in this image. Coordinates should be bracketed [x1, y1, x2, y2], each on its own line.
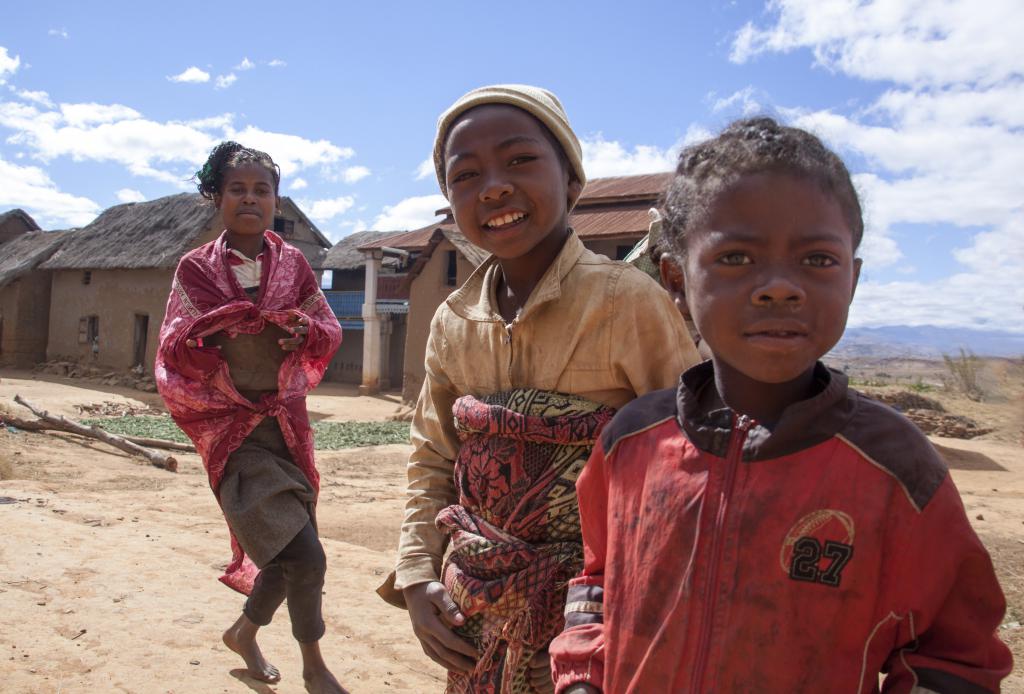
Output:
[387, 306, 461, 598]
[611, 268, 702, 396]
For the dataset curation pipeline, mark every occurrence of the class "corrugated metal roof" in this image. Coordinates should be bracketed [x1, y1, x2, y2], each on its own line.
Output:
[570, 207, 651, 238]
[579, 172, 673, 201]
[358, 223, 454, 251]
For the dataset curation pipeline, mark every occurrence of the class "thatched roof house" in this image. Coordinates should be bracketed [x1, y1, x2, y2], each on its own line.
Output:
[42, 193, 330, 271]
[322, 230, 407, 272]
[0, 230, 68, 367]
[0, 231, 68, 290]
[0, 208, 41, 245]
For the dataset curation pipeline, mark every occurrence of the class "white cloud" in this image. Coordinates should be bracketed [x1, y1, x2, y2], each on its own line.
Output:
[730, 0, 1024, 332]
[167, 66, 210, 84]
[342, 165, 371, 183]
[0, 99, 355, 188]
[414, 156, 434, 181]
[60, 102, 141, 127]
[0, 47, 20, 84]
[372, 194, 447, 230]
[0, 156, 99, 227]
[48, 28, 68, 39]
[215, 73, 237, 89]
[267, 59, 287, 68]
[225, 125, 354, 177]
[186, 113, 234, 130]
[580, 135, 676, 178]
[16, 89, 53, 107]
[711, 86, 763, 116]
[116, 188, 146, 203]
[681, 124, 713, 147]
[235, 57, 255, 71]
[730, 0, 1022, 88]
[289, 177, 308, 191]
[300, 195, 356, 222]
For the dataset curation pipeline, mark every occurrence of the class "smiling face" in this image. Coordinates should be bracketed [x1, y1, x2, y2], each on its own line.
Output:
[214, 163, 279, 237]
[443, 104, 582, 261]
[665, 171, 861, 386]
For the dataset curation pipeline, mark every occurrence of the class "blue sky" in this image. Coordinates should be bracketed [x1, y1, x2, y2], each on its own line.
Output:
[1, 0, 1021, 332]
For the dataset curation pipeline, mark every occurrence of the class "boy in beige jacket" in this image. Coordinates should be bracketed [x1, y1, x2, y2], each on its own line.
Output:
[378, 84, 700, 693]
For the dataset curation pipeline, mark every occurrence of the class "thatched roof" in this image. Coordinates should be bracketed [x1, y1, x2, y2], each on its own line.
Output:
[280, 197, 331, 250]
[41, 193, 329, 271]
[322, 230, 406, 271]
[0, 231, 69, 289]
[41, 194, 217, 271]
[0, 208, 41, 235]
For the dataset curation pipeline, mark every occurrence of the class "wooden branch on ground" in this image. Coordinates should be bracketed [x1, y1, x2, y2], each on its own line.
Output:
[11, 395, 178, 472]
[0, 413, 195, 453]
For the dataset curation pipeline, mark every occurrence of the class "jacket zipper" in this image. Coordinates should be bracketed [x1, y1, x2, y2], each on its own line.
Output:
[503, 319, 516, 385]
[689, 413, 752, 692]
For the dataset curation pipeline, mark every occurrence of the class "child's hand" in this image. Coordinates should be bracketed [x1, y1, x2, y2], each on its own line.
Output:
[402, 581, 476, 673]
[528, 648, 555, 693]
[185, 338, 219, 349]
[278, 311, 308, 352]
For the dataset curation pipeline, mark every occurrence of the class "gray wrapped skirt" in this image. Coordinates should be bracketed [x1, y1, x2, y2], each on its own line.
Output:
[218, 416, 316, 568]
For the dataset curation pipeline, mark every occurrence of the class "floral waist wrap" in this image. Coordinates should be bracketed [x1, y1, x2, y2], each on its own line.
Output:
[436, 388, 614, 694]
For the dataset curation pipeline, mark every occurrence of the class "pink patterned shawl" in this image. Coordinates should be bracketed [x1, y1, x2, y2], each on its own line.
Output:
[155, 230, 341, 594]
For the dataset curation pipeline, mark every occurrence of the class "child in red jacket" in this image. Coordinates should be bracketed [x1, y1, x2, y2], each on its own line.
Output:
[549, 118, 1012, 693]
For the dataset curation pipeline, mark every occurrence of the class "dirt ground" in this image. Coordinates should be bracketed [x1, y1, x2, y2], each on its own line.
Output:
[0, 369, 1021, 693]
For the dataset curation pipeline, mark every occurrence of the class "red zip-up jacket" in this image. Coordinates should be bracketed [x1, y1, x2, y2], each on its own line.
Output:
[550, 362, 1011, 693]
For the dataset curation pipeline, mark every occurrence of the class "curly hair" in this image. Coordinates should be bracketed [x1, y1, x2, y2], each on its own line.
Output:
[194, 141, 281, 200]
[661, 117, 863, 255]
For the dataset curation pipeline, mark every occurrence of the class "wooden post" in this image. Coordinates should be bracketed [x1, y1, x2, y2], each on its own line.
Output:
[360, 250, 382, 395]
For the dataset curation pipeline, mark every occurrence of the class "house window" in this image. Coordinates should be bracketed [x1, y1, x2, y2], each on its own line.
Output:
[82, 270, 92, 285]
[79, 315, 99, 344]
[446, 251, 458, 287]
[615, 244, 634, 261]
[274, 217, 295, 238]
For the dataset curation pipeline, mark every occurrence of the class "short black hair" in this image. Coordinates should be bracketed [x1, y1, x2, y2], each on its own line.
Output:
[194, 141, 281, 200]
[661, 117, 863, 254]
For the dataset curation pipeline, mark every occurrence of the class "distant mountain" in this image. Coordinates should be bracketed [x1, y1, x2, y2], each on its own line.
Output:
[831, 325, 1024, 359]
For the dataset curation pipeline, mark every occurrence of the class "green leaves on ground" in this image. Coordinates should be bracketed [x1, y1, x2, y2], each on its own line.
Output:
[82, 416, 190, 443]
[81, 416, 410, 449]
[312, 421, 410, 449]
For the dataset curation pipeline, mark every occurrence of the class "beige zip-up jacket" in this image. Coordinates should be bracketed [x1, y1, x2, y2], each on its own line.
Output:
[379, 232, 700, 605]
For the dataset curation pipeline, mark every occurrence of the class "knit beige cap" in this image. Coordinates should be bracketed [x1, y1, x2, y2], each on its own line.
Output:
[432, 84, 587, 205]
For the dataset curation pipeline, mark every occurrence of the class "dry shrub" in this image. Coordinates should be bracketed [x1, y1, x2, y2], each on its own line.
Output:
[942, 347, 984, 401]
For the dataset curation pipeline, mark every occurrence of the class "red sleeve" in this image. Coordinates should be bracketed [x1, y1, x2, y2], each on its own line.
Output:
[881, 476, 1012, 693]
[550, 438, 609, 693]
[293, 259, 341, 365]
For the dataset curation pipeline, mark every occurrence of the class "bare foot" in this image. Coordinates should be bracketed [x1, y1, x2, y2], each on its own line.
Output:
[300, 640, 348, 694]
[303, 667, 348, 694]
[223, 614, 281, 684]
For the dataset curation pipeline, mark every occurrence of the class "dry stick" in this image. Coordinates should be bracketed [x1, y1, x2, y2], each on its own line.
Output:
[12, 395, 178, 472]
[0, 414, 195, 453]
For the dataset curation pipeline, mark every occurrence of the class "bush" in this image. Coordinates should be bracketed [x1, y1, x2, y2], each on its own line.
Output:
[942, 348, 984, 401]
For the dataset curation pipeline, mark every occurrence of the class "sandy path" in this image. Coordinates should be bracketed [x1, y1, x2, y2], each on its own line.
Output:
[1, 372, 1021, 693]
[0, 372, 437, 694]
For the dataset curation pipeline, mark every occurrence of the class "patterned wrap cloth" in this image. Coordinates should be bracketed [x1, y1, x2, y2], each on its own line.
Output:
[155, 230, 341, 594]
[436, 389, 614, 694]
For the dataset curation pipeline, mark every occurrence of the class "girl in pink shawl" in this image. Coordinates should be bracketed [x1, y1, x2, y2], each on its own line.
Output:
[155, 142, 345, 693]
